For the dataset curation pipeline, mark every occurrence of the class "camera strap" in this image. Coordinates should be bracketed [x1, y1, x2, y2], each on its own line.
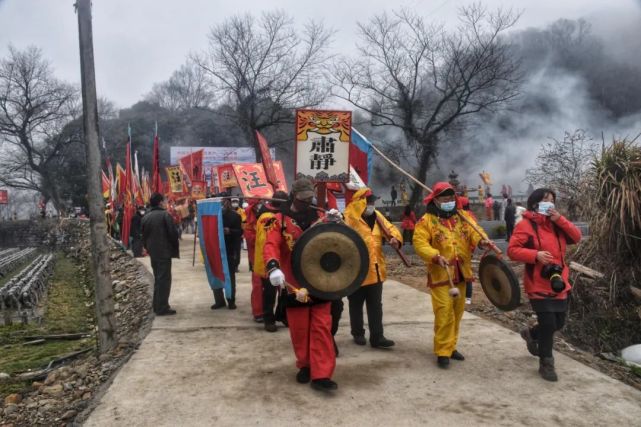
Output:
[528, 219, 564, 267]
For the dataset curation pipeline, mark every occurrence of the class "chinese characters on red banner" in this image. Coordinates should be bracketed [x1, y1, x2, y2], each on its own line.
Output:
[232, 164, 273, 198]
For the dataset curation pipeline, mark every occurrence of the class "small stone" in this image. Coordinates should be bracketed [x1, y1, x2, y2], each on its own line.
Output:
[4, 393, 22, 405]
[0, 372, 10, 382]
[62, 409, 78, 420]
[82, 391, 92, 400]
[42, 383, 64, 397]
[32, 381, 44, 388]
[44, 371, 58, 385]
[3, 404, 18, 415]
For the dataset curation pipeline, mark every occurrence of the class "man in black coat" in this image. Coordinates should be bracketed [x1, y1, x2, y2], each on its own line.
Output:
[504, 198, 517, 241]
[130, 206, 145, 257]
[211, 198, 243, 310]
[142, 193, 180, 316]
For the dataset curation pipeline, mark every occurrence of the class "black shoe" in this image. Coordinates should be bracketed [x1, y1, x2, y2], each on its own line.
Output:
[156, 308, 177, 316]
[311, 378, 338, 391]
[353, 335, 367, 346]
[296, 367, 311, 384]
[264, 323, 277, 333]
[437, 356, 450, 369]
[451, 350, 465, 361]
[210, 303, 226, 310]
[227, 300, 237, 310]
[371, 337, 395, 348]
[520, 328, 539, 356]
[539, 357, 558, 382]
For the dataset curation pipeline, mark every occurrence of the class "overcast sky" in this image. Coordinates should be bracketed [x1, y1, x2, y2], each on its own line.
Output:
[0, 0, 639, 108]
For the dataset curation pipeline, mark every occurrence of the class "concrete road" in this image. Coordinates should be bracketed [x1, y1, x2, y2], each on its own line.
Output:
[85, 235, 641, 426]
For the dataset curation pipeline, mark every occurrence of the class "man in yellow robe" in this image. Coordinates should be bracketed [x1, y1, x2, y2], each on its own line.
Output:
[413, 182, 489, 368]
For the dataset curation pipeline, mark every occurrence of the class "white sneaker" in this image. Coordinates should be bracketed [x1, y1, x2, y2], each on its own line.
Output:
[465, 298, 472, 305]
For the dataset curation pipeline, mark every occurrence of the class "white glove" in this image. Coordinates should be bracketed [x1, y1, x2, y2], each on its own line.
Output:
[327, 208, 342, 221]
[269, 269, 285, 287]
[295, 288, 309, 303]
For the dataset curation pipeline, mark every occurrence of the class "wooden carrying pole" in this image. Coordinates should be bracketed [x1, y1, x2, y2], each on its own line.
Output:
[367, 142, 502, 255]
[375, 214, 411, 267]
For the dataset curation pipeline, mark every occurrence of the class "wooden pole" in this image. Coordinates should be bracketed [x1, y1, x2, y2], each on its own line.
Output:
[366, 139, 502, 255]
[76, 0, 117, 353]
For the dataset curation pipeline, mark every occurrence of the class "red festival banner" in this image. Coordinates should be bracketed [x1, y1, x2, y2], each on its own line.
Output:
[191, 180, 207, 200]
[256, 131, 278, 189]
[0, 190, 8, 204]
[273, 160, 288, 192]
[232, 163, 273, 199]
[217, 163, 238, 189]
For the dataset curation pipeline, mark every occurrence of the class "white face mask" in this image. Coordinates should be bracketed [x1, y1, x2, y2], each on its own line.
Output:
[538, 201, 555, 215]
[364, 205, 375, 216]
[231, 202, 239, 209]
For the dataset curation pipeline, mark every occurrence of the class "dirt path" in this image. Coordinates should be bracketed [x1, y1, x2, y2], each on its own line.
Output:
[85, 236, 641, 426]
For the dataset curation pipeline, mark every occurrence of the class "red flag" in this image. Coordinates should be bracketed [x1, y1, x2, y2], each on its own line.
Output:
[256, 131, 279, 190]
[116, 163, 126, 203]
[179, 149, 204, 183]
[233, 163, 273, 199]
[121, 135, 134, 246]
[102, 170, 110, 199]
[152, 124, 162, 193]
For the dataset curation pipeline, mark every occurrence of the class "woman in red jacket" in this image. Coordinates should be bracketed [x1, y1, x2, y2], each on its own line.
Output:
[507, 188, 581, 382]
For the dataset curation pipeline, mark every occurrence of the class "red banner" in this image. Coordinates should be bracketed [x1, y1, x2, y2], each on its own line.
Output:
[217, 163, 237, 189]
[0, 190, 8, 204]
[233, 163, 273, 199]
[191, 180, 207, 200]
[256, 131, 278, 189]
[180, 149, 204, 182]
[273, 161, 288, 192]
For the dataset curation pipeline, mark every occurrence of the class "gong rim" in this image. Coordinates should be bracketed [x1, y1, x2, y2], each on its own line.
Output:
[479, 254, 521, 311]
[292, 222, 369, 300]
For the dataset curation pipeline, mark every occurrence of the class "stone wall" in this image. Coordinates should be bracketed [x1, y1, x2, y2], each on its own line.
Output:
[0, 219, 88, 249]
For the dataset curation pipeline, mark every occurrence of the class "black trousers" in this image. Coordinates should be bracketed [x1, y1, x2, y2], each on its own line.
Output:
[348, 282, 384, 343]
[262, 278, 278, 324]
[331, 299, 344, 336]
[530, 311, 567, 358]
[151, 257, 172, 314]
[213, 261, 236, 305]
[402, 229, 414, 245]
[506, 222, 515, 241]
[132, 237, 144, 257]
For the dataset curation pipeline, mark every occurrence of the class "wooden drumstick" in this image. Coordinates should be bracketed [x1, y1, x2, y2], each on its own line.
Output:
[445, 266, 460, 298]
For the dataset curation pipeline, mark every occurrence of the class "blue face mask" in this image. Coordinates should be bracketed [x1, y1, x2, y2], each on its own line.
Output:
[538, 201, 555, 215]
[439, 201, 456, 212]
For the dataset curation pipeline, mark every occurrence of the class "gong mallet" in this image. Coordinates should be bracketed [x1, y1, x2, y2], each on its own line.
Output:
[365, 140, 502, 256]
[375, 214, 411, 267]
[444, 265, 460, 298]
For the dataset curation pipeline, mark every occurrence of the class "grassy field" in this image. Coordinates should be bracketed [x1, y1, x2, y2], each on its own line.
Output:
[0, 253, 95, 397]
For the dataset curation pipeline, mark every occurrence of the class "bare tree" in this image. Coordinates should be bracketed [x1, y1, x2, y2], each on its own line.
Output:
[0, 46, 79, 215]
[526, 129, 596, 219]
[193, 10, 332, 160]
[145, 59, 215, 111]
[333, 5, 521, 204]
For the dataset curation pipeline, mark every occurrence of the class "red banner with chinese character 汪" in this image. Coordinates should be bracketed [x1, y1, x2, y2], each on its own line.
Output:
[232, 163, 274, 199]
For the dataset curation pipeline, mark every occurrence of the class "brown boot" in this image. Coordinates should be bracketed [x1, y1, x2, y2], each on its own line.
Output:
[520, 328, 539, 356]
[539, 357, 558, 382]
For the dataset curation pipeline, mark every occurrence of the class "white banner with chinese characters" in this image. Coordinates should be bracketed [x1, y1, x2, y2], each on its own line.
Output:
[169, 147, 275, 168]
[295, 110, 351, 182]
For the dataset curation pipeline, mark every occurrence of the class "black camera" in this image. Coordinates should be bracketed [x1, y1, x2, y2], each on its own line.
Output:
[541, 264, 565, 293]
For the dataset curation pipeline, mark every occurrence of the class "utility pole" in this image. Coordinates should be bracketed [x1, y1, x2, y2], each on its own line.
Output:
[76, 0, 117, 353]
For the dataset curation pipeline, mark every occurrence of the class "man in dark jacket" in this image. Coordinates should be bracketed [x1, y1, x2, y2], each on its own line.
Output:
[130, 206, 145, 257]
[211, 198, 243, 310]
[504, 198, 516, 241]
[142, 193, 180, 316]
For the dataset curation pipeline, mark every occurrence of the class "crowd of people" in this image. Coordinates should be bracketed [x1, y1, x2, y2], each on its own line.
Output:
[131, 177, 580, 391]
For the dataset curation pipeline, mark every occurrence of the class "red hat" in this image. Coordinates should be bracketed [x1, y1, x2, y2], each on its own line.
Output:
[423, 182, 456, 205]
